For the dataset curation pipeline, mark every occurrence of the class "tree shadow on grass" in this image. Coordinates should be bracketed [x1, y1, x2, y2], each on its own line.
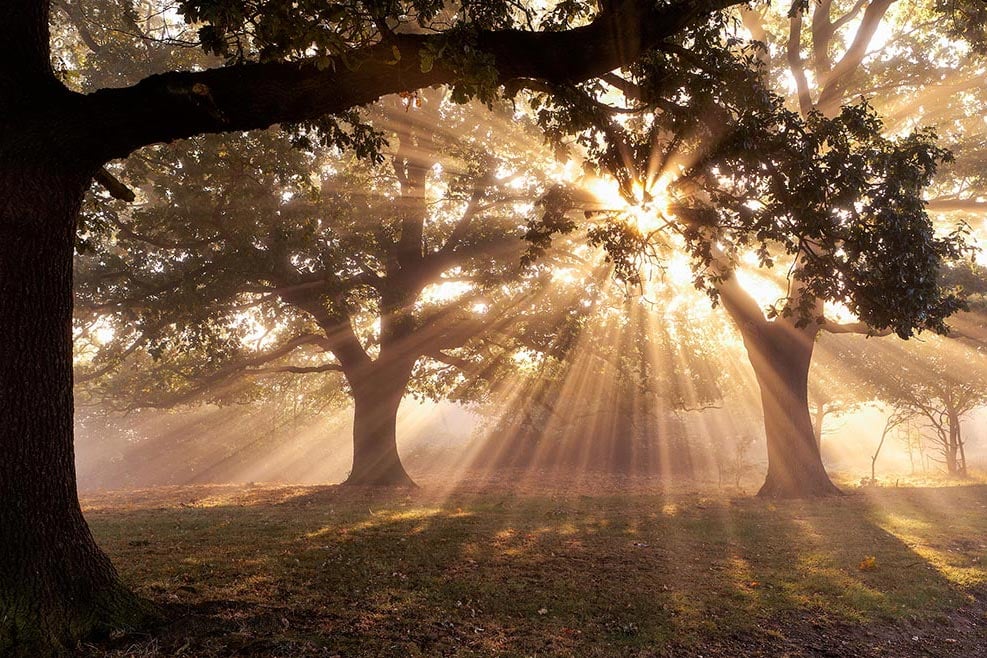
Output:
[80, 483, 987, 657]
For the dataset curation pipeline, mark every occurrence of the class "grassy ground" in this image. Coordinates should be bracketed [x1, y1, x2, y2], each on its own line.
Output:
[79, 475, 987, 657]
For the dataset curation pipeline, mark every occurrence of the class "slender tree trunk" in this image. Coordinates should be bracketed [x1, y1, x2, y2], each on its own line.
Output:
[938, 425, 958, 476]
[944, 447, 957, 475]
[956, 429, 967, 478]
[343, 362, 415, 487]
[0, 167, 150, 655]
[948, 408, 967, 477]
[871, 416, 895, 485]
[746, 325, 842, 498]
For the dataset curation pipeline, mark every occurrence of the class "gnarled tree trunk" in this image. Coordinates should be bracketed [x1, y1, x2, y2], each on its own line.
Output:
[744, 324, 842, 498]
[343, 361, 415, 487]
[0, 166, 149, 655]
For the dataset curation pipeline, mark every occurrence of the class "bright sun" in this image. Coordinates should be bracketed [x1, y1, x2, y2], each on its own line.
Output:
[583, 175, 670, 233]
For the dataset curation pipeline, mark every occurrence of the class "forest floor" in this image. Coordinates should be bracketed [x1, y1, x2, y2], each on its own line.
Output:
[78, 473, 987, 657]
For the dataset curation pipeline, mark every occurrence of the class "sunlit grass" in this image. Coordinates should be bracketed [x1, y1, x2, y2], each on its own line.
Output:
[79, 481, 987, 656]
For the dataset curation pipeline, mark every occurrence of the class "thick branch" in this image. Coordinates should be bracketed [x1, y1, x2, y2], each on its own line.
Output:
[815, 0, 895, 115]
[704, 244, 767, 335]
[786, 13, 814, 117]
[120, 333, 330, 408]
[820, 319, 892, 336]
[80, 0, 742, 162]
[809, 0, 835, 78]
[426, 350, 473, 371]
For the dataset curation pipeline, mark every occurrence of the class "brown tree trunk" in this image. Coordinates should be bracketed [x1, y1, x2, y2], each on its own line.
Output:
[944, 439, 958, 475]
[746, 325, 842, 498]
[947, 407, 966, 477]
[955, 425, 967, 478]
[812, 399, 826, 449]
[0, 167, 150, 655]
[343, 362, 416, 487]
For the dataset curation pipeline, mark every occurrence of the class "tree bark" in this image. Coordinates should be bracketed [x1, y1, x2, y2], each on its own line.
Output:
[343, 362, 416, 487]
[947, 407, 967, 477]
[745, 325, 842, 498]
[812, 399, 826, 449]
[943, 432, 958, 475]
[715, 269, 841, 498]
[0, 166, 151, 655]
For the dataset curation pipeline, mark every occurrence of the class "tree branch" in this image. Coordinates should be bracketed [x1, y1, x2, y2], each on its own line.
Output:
[815, 0, 895, 115]
[786, 13, 814, 116]
[426, 350, 473, 371]
[93, 168, 137, 202]
[820, 319, 892, 336]
[78, 0, 744, 162]
[245, 363, 344, 375]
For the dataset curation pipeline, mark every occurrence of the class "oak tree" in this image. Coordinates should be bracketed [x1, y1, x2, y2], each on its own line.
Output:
[0, 0, 750, 652]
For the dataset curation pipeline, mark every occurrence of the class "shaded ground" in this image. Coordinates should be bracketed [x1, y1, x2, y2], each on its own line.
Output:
[79, 475, 987, 657]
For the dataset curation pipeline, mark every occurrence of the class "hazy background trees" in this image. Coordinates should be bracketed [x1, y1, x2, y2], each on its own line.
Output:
[65, 0, 987, 498]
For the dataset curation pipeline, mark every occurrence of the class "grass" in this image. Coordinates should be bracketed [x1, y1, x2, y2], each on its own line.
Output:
[79, 476, 987, 657]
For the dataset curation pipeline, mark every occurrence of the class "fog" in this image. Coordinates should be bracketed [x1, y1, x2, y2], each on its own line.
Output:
[75, 397, 987, 492]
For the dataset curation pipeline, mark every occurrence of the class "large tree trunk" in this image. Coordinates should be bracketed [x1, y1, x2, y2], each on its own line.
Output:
[812, 399, 826, 449]
[746, 325, 842, 498]
[343, 362, 416, 487]
[717, 268, 841, 499]
[0, 168, 149, 655]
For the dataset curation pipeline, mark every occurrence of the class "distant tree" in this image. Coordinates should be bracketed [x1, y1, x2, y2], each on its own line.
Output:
[865, 337, 987, 477]
[808, 333, 881, 448]
[715, 432, 757, 490]
[76, 92, 563, 487]
[896, 415, 931, 475]
[864, 406, 912, 485]
[520, 15, 966, 496]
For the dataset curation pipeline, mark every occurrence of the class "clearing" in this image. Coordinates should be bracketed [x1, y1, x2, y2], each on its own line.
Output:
[79, 475, 987, 657]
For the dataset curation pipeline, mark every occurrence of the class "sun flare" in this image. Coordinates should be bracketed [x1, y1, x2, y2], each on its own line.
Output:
[583, 175, 671, 234]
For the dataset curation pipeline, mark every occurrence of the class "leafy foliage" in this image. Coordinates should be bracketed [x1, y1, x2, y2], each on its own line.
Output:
[75, 93, 568, 413]
[522, 13, 970, 338]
